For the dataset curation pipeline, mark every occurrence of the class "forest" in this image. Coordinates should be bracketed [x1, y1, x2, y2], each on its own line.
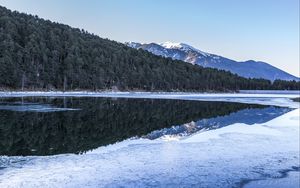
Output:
[0, 6, 299, 91]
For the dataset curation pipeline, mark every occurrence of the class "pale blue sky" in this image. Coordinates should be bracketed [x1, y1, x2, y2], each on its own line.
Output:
[0, 0, 299, 76]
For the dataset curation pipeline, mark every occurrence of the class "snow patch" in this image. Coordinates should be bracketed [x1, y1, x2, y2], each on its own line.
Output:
[160, 41, 211, 57]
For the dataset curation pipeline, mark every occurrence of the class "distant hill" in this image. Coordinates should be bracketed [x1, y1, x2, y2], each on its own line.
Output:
[0, 6, 299, 91]
[126, 42, 299, 81]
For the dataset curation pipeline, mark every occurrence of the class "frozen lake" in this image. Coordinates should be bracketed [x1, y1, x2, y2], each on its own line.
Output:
[0, 92, 299, 187]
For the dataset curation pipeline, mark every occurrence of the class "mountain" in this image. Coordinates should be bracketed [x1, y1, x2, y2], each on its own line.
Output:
[0, 6, 299, 91]
[126, 42, 299, 81]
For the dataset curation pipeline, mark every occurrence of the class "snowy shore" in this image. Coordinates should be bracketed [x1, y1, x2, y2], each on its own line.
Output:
[0, 91, 299, 108]
[0, 93, 299, 187]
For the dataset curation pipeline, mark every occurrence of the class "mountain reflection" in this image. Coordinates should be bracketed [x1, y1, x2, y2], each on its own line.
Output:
[145, 106, 292, 139]
[0, 97, 291, 156]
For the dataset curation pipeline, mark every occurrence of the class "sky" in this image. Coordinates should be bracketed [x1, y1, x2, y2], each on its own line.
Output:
[0, 0, 299, 77]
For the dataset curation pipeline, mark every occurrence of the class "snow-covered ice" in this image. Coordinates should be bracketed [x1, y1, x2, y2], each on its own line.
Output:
[244, 170, 300, 188]
[0, 92, 299, 187]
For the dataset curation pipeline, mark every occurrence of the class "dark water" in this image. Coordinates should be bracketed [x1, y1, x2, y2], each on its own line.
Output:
[0, 97, 291, 156]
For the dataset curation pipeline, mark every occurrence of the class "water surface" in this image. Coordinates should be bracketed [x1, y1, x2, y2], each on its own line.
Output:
[0, 97, 291, 156]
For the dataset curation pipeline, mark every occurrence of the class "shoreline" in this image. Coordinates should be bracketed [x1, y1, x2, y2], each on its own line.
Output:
[0, 89, 299, 93]
[0, 90, 299, 95]
[0, 91, 299, 109]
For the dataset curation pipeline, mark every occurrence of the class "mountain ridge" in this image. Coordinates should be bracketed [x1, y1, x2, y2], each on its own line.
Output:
[126, 42, 299, 81]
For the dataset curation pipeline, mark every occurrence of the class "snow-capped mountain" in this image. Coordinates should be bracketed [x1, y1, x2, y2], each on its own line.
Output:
[126, 42, 299, 81]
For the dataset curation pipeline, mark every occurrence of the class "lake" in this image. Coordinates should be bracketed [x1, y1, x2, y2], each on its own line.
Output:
[0, 96, 292, 156]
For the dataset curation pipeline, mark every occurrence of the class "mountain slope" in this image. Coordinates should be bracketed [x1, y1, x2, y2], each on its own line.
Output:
[0, 6, 298, 91]
[126, 42, 299, 81]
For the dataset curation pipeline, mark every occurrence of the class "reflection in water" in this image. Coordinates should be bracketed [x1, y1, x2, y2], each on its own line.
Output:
[145, 106, 292, 139]
[0, 97, 291, 156]
[0, 104, 78, 112]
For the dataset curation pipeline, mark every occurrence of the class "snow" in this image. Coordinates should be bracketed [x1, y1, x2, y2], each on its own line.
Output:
[240, 90, 300, 94]
[160, 41, 211, 57]
[159, 41, 183, 49]
[124, 41, 142, 48]
[245, 171, 300, 188]
[0, 93, 299, 187]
